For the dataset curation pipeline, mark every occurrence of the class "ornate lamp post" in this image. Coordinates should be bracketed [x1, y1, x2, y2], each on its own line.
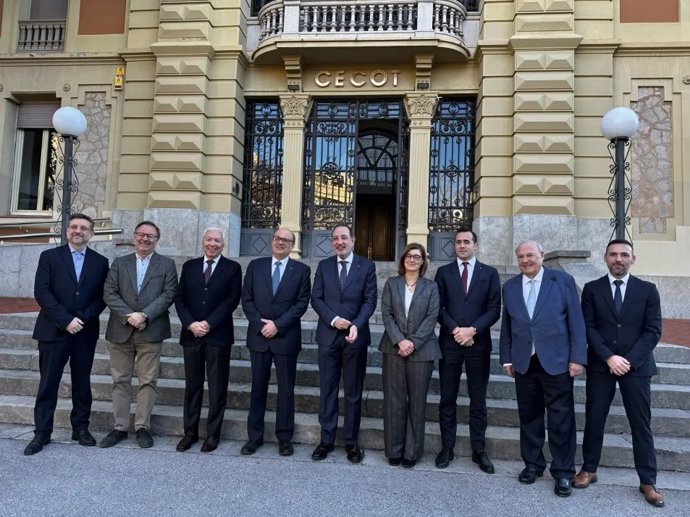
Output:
[52, 107, 87, 245]
[600, 107, 639, 241]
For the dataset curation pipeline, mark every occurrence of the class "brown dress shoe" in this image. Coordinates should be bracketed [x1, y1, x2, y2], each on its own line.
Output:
[639, 484, 664, 507]
[572, 470, 598, 489]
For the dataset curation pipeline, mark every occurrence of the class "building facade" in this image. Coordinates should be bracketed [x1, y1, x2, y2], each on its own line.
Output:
[1, 0, 689, 276]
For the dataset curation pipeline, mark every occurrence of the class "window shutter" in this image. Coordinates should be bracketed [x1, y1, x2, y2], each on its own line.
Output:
[17, 103, 60, 129]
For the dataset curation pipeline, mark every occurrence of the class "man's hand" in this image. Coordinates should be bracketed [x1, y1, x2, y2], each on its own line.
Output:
[66, 317, 84, 334]
[568, 362, 584, 377]
[188, 321, 209, 338]
[606, 355, 631, 376]
[345, 324, 358, 344]
[260, 318, 278, 339]
[334, 317, 352, 331]
[126, 312, 147, 330]
[453, 326, 477, 346]
[502, 364, 514, 378]
[397, 339, 415, 357]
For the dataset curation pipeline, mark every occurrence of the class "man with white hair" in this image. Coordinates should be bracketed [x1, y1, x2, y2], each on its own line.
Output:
[174, 227, 242, 453]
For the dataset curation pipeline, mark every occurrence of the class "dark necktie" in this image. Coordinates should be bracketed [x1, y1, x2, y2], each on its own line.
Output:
[339, 260, 348, 291]
[272, 261, 281, 295]
[203, 259, 213, 286]
[613, 279, 623, 315]
[461, 261, 468, 295]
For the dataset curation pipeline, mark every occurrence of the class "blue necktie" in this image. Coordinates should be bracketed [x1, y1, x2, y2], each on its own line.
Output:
[272, 261, 281, 295]
[613, 279, 623, 315]
[72, 251, 84, 281]
[526, 280, 537, 319]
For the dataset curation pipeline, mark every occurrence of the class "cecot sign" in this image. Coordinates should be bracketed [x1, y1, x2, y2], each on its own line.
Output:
[314, 69, 401, 88]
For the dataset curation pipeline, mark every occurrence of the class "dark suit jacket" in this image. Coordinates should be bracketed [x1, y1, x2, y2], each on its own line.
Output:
[32, 245, 109, 343]
[379, 276, 441, 362]
[435, 259, 501, 352]
[499, 268, 587, 375]
[104, 252, 178, 343]
[581, 275, 661, 376]
[241, 256, 311, 355]
[311, 254, 377, 348]
[174, 256, 242, 347]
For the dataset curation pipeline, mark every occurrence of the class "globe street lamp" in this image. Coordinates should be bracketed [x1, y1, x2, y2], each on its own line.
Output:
[52, 107, 87, 245]
[600, 107, 639, 241]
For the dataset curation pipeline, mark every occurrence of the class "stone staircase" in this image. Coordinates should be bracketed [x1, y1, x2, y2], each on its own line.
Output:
[1, 309, 689, 472]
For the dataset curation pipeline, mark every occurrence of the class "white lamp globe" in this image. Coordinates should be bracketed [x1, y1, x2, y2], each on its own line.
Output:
[600, 107, 639, 141]
[52, 106, 87, 137]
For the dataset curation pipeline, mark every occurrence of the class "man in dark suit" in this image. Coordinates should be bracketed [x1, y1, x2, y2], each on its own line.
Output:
[174, 228, 241, 453]
[434, 227, 501, 472]
[100, 221, 178, 449]
[499, 240, 587, 497]
[311, 223, 377, 463]
[24, 214, 109, 455]
[574, 239, 664, 507]
[240, 228, 311, 457]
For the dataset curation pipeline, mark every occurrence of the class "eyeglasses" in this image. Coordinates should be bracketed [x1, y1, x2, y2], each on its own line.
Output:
[134, 232, 158, 240]
[68, 224, 92, 232]
[273, 236, 294, 245]
[405, 254, 423, 262]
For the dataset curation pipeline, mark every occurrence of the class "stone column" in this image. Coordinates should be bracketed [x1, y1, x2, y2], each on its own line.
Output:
[279, 94, 311, 256]
[404, 92, 439, 246]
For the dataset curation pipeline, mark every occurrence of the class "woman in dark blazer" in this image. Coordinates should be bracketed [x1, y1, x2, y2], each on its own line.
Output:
[379, 243, 441, 468]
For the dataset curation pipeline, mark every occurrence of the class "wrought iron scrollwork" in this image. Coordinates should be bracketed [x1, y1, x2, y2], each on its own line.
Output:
[53, 134, 81, 237]
[607, 138, 633, 241]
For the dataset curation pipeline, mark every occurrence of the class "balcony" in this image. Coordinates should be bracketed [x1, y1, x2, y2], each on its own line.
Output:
[17, 20, 65, 52]
[251, 0, 476, 65]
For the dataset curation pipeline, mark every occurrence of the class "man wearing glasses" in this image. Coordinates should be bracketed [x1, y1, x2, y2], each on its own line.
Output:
[100, 221, 178, 449]
[434, 227, 501, 473]
[240, 228, 311, 456]
[24, 214, 109, 455]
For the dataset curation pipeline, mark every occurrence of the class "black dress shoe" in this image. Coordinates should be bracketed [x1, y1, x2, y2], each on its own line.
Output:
[345, 443, 364, 464]
[23, 434, 50, 456]
[401, 458, 416, 469]
[278, 440, 294, 456]
[176, 435, 198, 452]
[388, 457, 402, 466]
[472, 450, 495, 474]
[311, 442, 334, 461]
[135, 428, 154, 448]
[435, 447, 455, 469]
[241, 439, 264, 455]
[99, 429, 128, 448]
[518, 466, 544, 484]
[71, 429, 97, 447]
[554, 478, 572, 497]
[200, 437, 218, 453]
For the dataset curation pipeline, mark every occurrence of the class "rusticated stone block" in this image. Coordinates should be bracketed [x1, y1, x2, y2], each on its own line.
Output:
[156, 56, 209, 76]
[153, 96, 207, 114]
[515, 71, 574, 91]
[514, 112, 574, 132]
[155, 76, 207, 95]
[148, 191, 202, 209]
[514, 196, 575, 215]
[516, 14, 574, 33]
[150, 152, 204, 172]
[515, 51, 574, 71]
[515, 92, 574, 111]
[514, 134, 574, 153]
[513, 154, 574, 174]
[152, 113, 206, 133]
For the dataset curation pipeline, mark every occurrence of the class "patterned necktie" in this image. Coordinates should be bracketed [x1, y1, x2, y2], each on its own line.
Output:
[73, 251, 84, 281]
[339, 260, 348, 291]
[272, 261, 282, 295]
[613, 279, 623, 315]
[203, 259, 214, 286]
[526, 280, 537, 319]
[461, 262, 468, 295]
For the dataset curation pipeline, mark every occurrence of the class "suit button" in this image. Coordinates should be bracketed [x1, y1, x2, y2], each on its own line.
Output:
[75, 292, 80, 296]
[617, 324, 622, 328]
[202, 301, 206, 305]
[613, 340, 617, 344]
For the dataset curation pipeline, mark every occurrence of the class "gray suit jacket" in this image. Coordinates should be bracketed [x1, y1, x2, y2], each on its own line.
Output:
[104, 252, 178, 343]
[378, 275, 442, 362]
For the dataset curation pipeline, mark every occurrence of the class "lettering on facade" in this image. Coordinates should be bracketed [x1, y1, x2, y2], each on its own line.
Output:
[314, 70, 401, 89]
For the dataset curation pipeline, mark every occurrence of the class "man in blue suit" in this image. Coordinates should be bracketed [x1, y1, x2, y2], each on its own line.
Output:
[240, 228, 311, 457]
[24, 213, 109, 455]
[174, 227, 242, 453]
[311, 223, 377, 463]
[574, 239, 664, 507]
[434, 227, 501, 472]
[499, 240, 587, 497]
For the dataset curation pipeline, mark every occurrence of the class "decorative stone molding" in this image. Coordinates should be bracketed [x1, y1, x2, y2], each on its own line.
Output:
[280, 94, 311, 121]
[404, 93, 439, 119]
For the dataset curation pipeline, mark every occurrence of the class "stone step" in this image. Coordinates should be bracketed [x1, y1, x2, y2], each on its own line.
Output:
[1, 395, 689, 472]
[2, 369, 689, 439]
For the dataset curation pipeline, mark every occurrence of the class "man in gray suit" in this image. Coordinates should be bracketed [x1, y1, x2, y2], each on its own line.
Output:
[100, 221, 178, 448]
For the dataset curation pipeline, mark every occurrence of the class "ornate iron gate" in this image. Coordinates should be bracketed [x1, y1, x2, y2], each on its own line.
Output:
[302, 99, 409, 258]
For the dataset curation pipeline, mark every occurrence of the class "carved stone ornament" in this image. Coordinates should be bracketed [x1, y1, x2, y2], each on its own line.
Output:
[63, 83, 71, 92]
[280, 94, 311, 119]
[405, 93, 439, 119]
[683, 75, 690, 85]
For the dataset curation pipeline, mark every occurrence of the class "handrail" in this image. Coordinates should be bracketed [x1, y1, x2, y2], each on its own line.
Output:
[0, 228, 123, 245]
[0, 217, 112, 229]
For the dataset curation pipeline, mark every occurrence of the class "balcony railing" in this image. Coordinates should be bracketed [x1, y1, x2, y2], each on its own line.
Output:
[258, 0, 468, 43]
[17, 20, 65, 52]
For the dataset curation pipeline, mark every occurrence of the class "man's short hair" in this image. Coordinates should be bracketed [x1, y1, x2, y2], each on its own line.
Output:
[606, 239, 634, 252]
[68, 213, 94, 231]
[455, 226, 477, 243]
[331, 223, 353, 237]
[135, 220, 160, 239]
